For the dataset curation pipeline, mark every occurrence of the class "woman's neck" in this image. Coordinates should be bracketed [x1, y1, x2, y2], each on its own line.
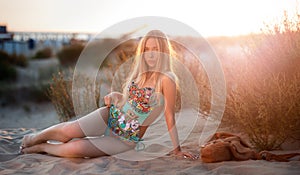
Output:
[145, 72, 161, 88]
[145, 72, 155, 80]
[136, 72, 160, 88]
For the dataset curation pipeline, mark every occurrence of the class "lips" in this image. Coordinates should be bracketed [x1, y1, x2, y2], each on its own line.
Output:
[147, 60, 156, 65]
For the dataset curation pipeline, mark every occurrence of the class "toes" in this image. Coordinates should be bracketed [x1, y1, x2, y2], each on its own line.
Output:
[21, 145, 39, 154]
[21, 137, 28, 148]
[21, 134, 34, 148]
[22, 147, 34, 154]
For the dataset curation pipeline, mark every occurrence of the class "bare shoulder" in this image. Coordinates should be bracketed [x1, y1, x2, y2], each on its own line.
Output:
[161, 72, 177, 88]
[161, 72, 176, 82]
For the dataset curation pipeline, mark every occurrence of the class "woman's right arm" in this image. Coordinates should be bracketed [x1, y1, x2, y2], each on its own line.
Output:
[104, 92, 123, 107]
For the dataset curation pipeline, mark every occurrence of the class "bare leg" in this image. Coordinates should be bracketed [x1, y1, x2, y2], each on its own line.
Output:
[22, 136, 135, 158]
[21, 107, 109, 148]
[77, 106, 109, 137]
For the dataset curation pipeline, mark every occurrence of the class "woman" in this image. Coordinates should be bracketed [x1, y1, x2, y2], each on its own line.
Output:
[20, 30, 197, 160]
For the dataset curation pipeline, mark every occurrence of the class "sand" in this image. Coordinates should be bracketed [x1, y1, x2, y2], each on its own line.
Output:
[0, 102, 299, 175]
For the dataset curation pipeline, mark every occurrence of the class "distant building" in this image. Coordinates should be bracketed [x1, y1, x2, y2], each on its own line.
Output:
[0, 25, 13, 40]
[0, 25, 14, 50]
[0, 25, 92, 58]
[0, 25, 30, 57]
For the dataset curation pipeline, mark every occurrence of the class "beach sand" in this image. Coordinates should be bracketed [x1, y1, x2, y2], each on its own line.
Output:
[0, 102, 299, 175]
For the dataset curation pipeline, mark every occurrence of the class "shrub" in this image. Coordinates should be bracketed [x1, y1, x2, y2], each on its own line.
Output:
[0, 50, 28, 68]
[9, 53, 28, 67]
[46, 71, 74, 122]
[33, 47, 52, 59]
[171, 39, 211, 114]
[0, 50, 17, 81]
[57, 44, 84, 66]
[30, 83, 51, 102]
[0, 61, 17, 81]
[225, 73, 300, 151]
[47, 70, 102, 122]
[223, 10, 300, 151]
[0, 49, 10, 59]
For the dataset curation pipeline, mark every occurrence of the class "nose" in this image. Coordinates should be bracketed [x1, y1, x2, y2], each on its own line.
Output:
[150, 52, 154, 58]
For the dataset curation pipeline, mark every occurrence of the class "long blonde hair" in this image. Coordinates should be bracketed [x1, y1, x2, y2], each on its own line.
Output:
[120, 30, 176, 105]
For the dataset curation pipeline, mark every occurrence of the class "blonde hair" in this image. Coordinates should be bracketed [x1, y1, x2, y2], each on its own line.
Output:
[120, 30, 176, 106]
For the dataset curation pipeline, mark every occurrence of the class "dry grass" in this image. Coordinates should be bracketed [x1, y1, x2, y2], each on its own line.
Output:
[46, 69, 102, 122]
[33, 47, 53, 59]
[46, 70, 74, 122]
[171, 40, 212, 114]
[47, 39, 137, 122]
[56, 44, 84, 66]
[220, 10, 300, 151]
[225, 73, 300, 151]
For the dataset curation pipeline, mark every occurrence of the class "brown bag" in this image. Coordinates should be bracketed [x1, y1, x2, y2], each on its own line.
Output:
[200, 132, 300, 163]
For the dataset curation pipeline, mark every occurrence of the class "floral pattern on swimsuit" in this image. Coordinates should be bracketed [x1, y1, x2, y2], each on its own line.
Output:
[128, 81, 155, 114]
[108, 104, 141, 142]
[107, 81, 155, 142]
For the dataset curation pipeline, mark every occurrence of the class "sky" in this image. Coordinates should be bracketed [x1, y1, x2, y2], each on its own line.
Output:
[0, 0, 298, 37]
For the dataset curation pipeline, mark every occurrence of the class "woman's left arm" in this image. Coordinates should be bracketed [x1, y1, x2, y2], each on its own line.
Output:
[162, 76, 198, 160]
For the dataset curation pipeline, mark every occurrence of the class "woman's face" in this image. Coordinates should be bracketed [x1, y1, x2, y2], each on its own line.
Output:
[143, 38, 159, 69]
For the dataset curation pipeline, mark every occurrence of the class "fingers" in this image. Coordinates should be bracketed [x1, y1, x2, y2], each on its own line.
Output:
[104, 95, 111, 107]
[183, 153, 199, 160]
[174, 151, 199, 160]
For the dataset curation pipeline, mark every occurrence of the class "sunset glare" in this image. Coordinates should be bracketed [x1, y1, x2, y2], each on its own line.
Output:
[0, 0, 298, 37]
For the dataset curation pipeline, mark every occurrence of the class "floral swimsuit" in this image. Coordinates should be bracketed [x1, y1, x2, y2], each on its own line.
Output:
[106, 81, 156, 143]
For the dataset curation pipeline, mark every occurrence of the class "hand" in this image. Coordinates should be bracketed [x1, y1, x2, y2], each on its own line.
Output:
[104, 94, 112, 107]
[172, 150, 199, 160]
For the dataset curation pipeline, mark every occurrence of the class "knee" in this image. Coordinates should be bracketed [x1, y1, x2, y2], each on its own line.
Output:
[62, 143, 82, 157]
[59, 121, 82, 141]
[62, 141, 89, 158]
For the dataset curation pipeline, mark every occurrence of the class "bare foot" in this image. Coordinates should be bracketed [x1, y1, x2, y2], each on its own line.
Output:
[21, 144, 45, 154]
[21, 134, 37, 148]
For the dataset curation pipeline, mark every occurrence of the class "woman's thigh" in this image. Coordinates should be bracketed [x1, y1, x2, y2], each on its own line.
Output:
[58, 136, 135, 157]
[85, 136, 135, 157]
[77, 107, 109, 137]
[42, 136, 135, 158]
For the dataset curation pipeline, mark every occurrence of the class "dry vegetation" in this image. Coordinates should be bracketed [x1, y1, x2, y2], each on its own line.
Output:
[220, 11, 300, 151]
[56, 44, 84, 66]
[46, 71, 74, 122]
[170, 40, 211, 113]
[46, 69, 103, 122]
[47, 39, 137, 122]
